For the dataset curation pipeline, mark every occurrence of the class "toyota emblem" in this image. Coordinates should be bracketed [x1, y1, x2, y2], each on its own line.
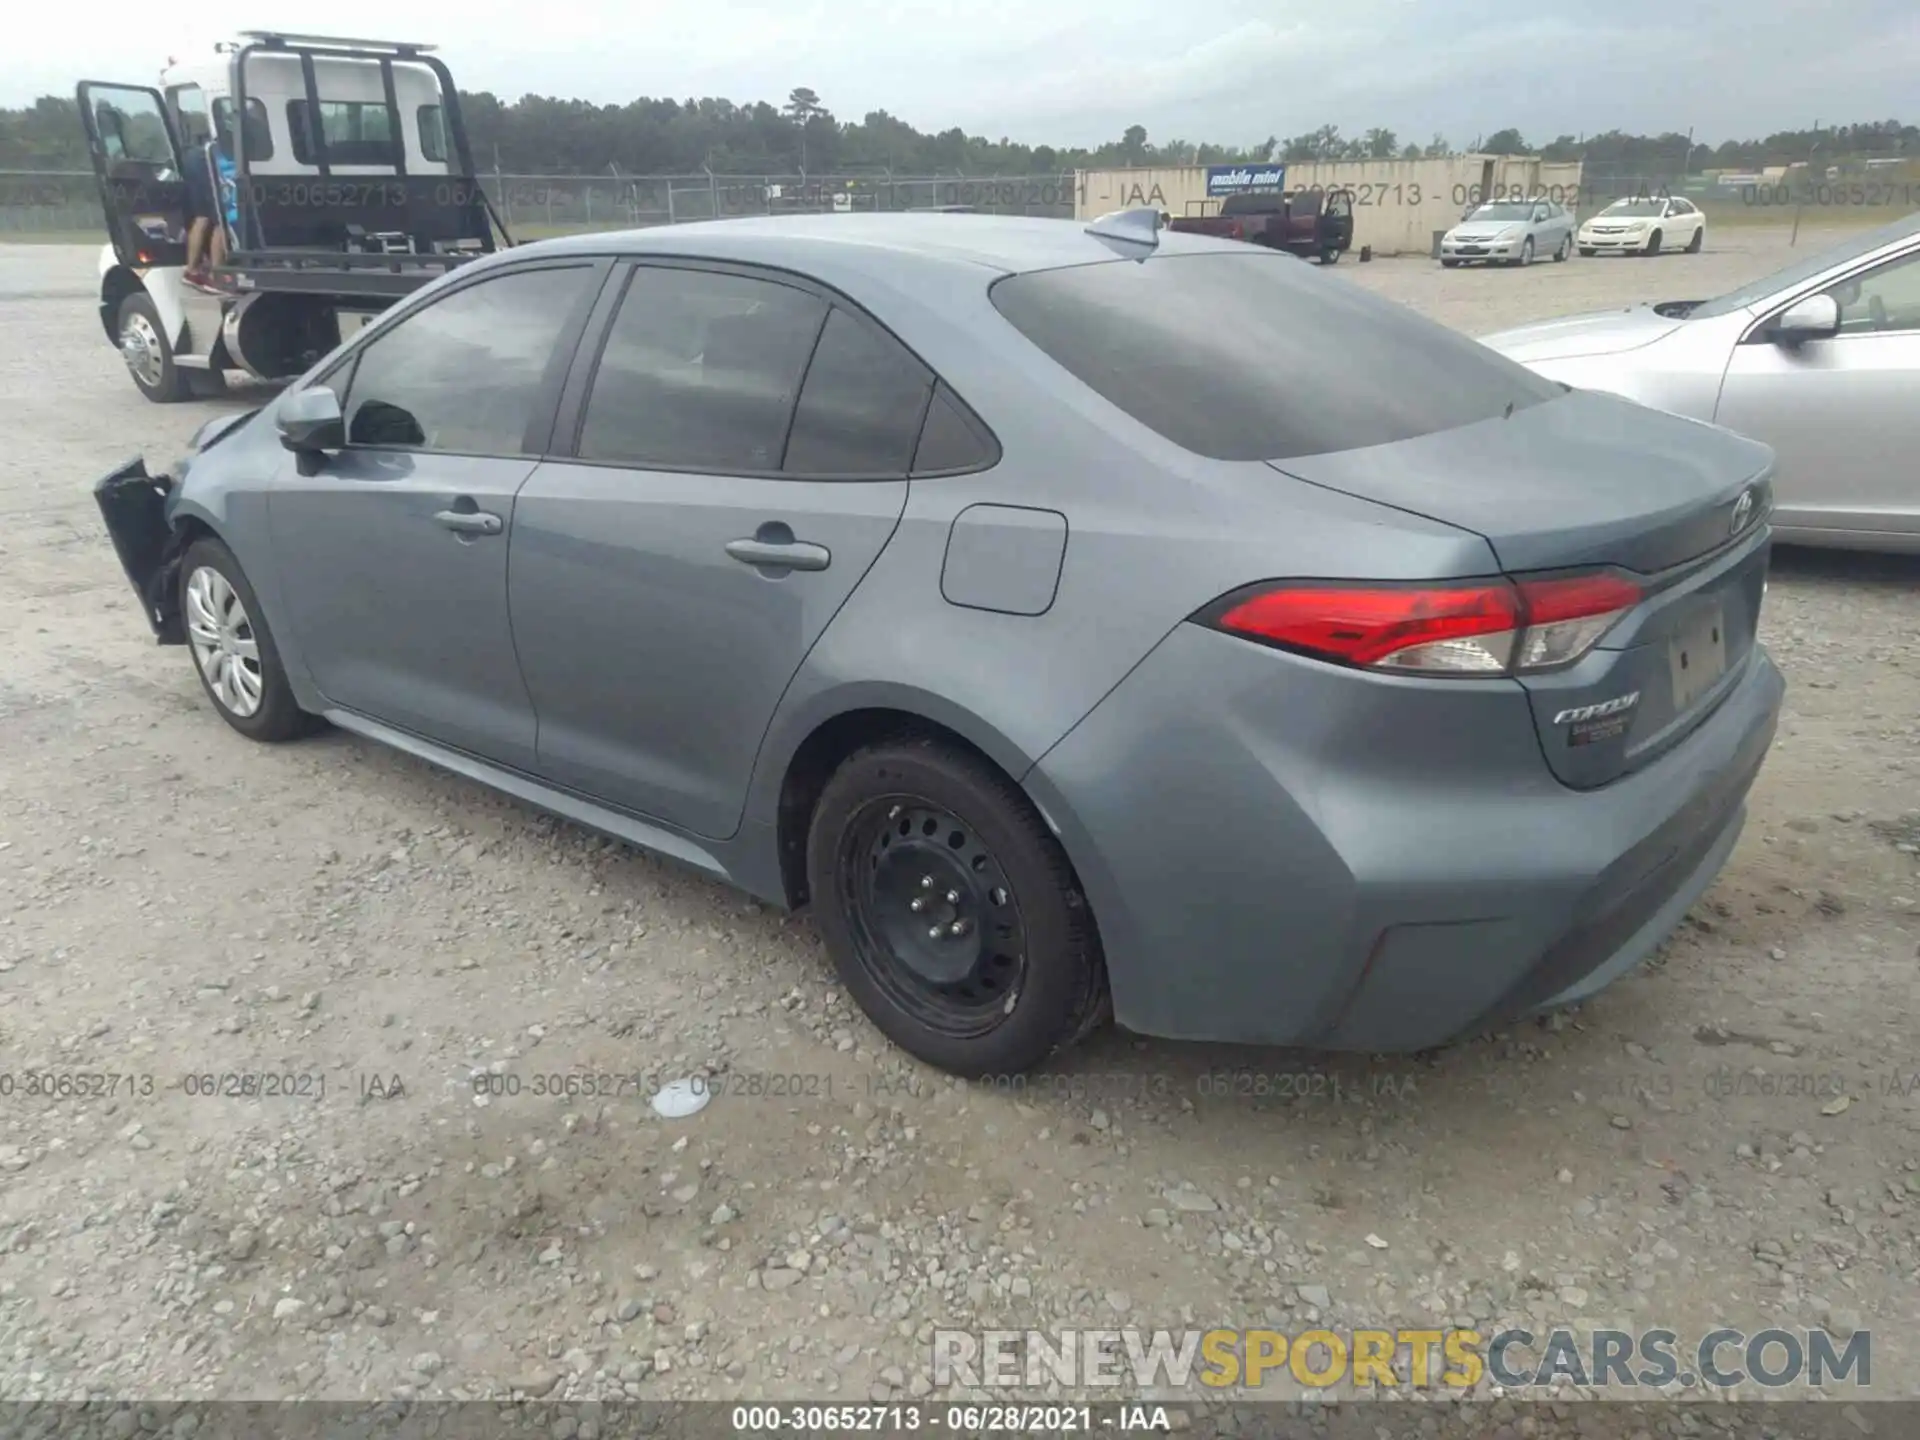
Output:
[1731, 488, 1754, 535]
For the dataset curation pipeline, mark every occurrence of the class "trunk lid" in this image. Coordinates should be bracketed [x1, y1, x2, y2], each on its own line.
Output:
[1270, 388, 1775, 787]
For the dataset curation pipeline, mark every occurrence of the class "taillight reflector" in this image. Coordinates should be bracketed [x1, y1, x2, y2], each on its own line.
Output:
[1204, 573, 1643, 676]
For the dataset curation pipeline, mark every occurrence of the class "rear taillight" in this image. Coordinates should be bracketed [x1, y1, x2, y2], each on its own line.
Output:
[1201, 572, 1642, 677]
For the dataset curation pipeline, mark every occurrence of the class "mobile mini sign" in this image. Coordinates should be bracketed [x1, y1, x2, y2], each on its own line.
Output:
[1206, 164, 1286, 197]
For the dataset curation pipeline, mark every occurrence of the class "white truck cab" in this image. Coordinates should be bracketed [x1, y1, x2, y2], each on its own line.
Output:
[80, 32, 505, 401]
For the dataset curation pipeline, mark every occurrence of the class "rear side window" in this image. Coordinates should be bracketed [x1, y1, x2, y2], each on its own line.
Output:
[578, 266, 827, 473]
[418, 105, 448, 163]
[990, 252, 1562, 461]
[783, 309, 932, 477]
[212, 97, 273, 161]
[912, 385, 998, 474]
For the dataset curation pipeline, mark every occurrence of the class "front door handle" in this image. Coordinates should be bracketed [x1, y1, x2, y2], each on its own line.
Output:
[725, 532, 831, 572]
[434, 508, 503, 536]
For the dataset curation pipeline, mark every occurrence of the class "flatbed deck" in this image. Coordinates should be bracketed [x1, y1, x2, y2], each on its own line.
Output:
[217, 248, 488, 300]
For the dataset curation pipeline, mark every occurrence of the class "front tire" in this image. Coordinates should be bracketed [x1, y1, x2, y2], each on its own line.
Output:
[1686, 226, 1704, 253]
[1644, 229, 1663, 256]
[180, 537, 321, 742]
[806, 738, 1109, 1076]
[1319, 248, 1340, 265]
[118, 292, 189, 403]
[1579, 246, 1596, 257]
[1513, 237, 1534, 267]
[1440, 257, 1460, 268]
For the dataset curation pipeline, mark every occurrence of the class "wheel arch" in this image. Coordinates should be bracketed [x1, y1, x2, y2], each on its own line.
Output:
[99, 265, 145, 343]
[762, 694, 1054, 911]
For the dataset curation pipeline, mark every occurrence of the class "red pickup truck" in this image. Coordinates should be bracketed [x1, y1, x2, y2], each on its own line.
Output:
[1169, 188, 1356, 263]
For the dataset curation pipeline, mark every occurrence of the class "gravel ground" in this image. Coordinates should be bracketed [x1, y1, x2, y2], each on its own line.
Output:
[0, 229, 1915, 1414]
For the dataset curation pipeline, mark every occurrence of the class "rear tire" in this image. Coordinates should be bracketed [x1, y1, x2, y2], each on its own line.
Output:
[1553, 234, 1570, 262]
[179, 537, 322, 743]
[117, 292, 189, 404]
[806, 738, 1109, 1077]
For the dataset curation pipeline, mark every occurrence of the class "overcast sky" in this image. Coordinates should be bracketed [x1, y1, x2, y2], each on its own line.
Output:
[13, 0, 1918, 149]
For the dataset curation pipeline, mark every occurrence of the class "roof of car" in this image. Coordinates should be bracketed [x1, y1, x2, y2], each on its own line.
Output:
[512, 211, 1242, 277]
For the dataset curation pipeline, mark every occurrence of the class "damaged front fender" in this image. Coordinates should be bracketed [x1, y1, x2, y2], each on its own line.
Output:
[94, 458, 188, 644]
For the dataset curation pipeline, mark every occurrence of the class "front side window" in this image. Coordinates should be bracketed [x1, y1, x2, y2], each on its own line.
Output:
[991, 251, 1562, 462]
[1824, 248, 1920, 334]
[88, 86, 176, 168]
[577, 266, 827, 473]
[342, 266, 594, 455]
[169, 85, 209, 145]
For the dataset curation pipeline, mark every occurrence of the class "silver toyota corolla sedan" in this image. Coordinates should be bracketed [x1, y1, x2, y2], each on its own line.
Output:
[1484, 210, 1920, 552]
[95, 212, 1783, 1076]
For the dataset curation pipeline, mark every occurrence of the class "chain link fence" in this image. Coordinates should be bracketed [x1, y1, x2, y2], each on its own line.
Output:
[0, 169, 1079, 239]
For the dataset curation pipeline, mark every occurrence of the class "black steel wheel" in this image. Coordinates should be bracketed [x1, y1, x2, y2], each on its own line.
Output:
[807, 738, 1108, 1075]
[840, 799, 1029, 1038]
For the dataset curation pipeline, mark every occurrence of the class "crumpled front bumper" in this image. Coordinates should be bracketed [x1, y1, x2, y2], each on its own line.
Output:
[94, 458, 186, 644]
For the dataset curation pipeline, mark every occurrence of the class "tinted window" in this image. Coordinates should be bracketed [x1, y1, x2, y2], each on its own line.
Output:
[578, 266, 827, 472]
[1220, 194, 1285, 216]
[911, 385, 998, 474]
[783, 309, 932, 476]
[343, 266, 592, 454]
[990, 252, 1562, 462]
[212, 97, 273, 161]
[418, 105, 448, 163]
[288, 99, 396, 166]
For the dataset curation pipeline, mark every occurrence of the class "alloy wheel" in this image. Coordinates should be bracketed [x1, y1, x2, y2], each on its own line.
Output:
[185, 565, 264, 718]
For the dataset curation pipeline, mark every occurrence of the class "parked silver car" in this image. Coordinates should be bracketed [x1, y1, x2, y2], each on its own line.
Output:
[1440, 199, 1576, 267]
[94, 213, 1783, 1076]
[1483, 210, 1920, 552]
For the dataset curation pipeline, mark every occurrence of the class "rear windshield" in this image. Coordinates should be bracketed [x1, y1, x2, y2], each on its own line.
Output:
[1220, 193, 1286, 216]
[990, 251, 1562, 461]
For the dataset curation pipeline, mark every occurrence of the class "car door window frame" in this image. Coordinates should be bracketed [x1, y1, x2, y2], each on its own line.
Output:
[304, 256, 614, 462]
[548, 256, 998, 482]
[1739, 240, 1920, 345]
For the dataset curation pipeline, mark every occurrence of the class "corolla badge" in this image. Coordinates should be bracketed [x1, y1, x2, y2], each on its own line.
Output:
[1553, 693, 1640, 726]
[1731, 487, 1755, 535]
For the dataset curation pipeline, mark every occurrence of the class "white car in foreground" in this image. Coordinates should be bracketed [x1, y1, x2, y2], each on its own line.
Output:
[1577, 196, 1706, 256]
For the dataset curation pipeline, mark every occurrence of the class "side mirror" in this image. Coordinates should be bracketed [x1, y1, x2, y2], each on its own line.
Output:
[1773, 293, 1840, 346]
[277, 386, 344, 454]
[1532, 208, 1548, 223]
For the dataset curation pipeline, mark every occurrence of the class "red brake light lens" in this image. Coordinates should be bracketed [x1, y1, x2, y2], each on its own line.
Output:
[1205, 572, 1643, 676]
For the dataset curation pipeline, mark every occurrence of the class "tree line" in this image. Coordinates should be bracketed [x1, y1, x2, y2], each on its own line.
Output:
[3, 85, 1914, 175]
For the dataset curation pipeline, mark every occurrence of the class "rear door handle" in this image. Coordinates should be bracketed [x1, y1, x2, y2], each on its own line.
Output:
[725, 535, 831, 572]
[434, 509, 503, 536]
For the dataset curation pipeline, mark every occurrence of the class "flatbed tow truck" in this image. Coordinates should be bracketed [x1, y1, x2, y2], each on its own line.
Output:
[79, 31, 510, 401]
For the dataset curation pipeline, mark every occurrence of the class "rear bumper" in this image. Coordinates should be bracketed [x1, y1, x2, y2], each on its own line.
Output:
[1025, 624, 1784, 1051]
[95, 458, 186, 643]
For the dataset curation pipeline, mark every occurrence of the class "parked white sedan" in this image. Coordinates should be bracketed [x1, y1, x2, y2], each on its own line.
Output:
[1577, 196, 1706, 256]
